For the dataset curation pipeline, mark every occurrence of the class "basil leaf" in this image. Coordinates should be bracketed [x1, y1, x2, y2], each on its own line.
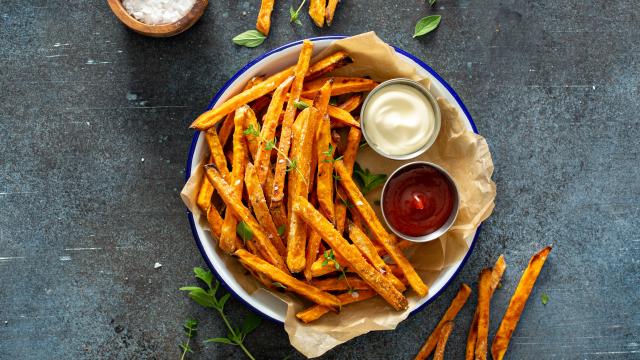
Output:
[413, 15, 442, 38]
[233, 30, 266, 48]
[237, 221, 254, 242]
[541, 293, 549, 305]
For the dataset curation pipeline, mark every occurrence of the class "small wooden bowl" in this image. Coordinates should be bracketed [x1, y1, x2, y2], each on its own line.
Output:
[107, 0, 209, 38]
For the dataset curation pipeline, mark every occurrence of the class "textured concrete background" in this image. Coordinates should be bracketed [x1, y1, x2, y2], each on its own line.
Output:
[1, 1, 638, 359]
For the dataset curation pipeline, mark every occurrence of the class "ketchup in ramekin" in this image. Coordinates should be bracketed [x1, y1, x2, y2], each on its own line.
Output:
[381, 162, 459, 241]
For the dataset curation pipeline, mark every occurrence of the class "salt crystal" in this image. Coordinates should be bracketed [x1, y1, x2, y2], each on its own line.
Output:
[351, 291, 360, 298]
[154, 262, 162, 269]
[356, 201, 364, 206]
[141, 158, 145, 162]
[122, 0, 197, 25]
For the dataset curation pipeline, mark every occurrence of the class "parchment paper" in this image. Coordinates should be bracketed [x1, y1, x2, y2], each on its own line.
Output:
[181, 32, 496, 358]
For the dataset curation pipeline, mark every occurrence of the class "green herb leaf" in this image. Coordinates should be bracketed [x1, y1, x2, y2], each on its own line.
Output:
[240, 313, 262, 336]
[243, 124, 260, 137]
[193, 267, 214, 289]
[236, 221, 254, 242]
[277, 224, 286, 236]
[179, 344, 194, 353]
[184, 319, 198, 333]
[218, 293, 231, 310]
[286, 158, 298, 173]
[428, 0, 437, 6]
[182, 287, 217, 308]
[338, 272, 346, 280]
[294, 100, 310, 110]
[233, 30, 266, 48]
[205, 337, 235, 345]
[329, 97, 339, 106]
[413, 15, 442, 38]
[353, 162, 387, 195]
[289, 0, 306, 25]
[541, 293, 549, 305]
[265, 138, 276, 151]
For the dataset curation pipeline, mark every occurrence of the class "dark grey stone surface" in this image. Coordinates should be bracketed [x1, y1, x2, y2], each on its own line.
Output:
[1, 1, 638, 359]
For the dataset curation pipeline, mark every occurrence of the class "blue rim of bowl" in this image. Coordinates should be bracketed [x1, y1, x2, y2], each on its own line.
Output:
[185, 35, 481, 324]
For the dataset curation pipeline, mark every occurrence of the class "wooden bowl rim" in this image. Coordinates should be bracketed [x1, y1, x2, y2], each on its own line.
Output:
[107, 0, 208, 37]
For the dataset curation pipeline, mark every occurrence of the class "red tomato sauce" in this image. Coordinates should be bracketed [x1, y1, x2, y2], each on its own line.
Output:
[382, 165, 455, 237]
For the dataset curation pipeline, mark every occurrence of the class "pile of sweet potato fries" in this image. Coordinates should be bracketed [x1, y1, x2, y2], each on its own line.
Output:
[192, 40, 428, 323]
[257, 0, 340, 36]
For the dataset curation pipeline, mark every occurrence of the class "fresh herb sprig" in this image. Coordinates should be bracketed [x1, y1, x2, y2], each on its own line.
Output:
[179, 319, 198, 360]
[322, 249, 353, 292]
[353, 162, 387, 195]
[233, 30, 267, 48]
[289, 0, 307, 25]
[413, 15, 441, 38]
[180, 267, 261, 360]
[321, 144, 344, 163]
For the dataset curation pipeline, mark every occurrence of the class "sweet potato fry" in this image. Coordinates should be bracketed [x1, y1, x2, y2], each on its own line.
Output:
[348, 223, 405, 291]
[244, 107, 261, 161]
[272, 40, 313, 203]
[491, 246, 552, 360]
[301, 77, 378, 98]
[328, 105, 360, 128]
[309, 255, 349, 277]
[204, 165, 287, 272]
[334, 160, 429, 297]
[311, 276, 370, 292]
[235, 249, 340, 310]
[254, 76, 295, 183]
[334, 127, 362, 234]
[338, 94, 362, 113]
[204, 129, 231, 181]
[325, 0, 339, 26]
[309, 0, 325, 27]
[433, 321, 454, 360]
[296, 289, 377, 323]
[414, 283, 472, 360]
[206, 205, 244, 250]
[245, 163, 286, 258]
[191, 51, 351, 130]
[293, 196, 408, 310]
[286, 107, 318, 272]
[316, 113, 335, 222]
[475, 269, 492, 360]
[256, 0, 275, 35]
[306, 51, 352, 80]
[466, 255, 506, 360]
[196, 172, 215, 212]
[219, 107, 249, 253]
[304, 230, 322, 281]
[218, 77, 264, 146]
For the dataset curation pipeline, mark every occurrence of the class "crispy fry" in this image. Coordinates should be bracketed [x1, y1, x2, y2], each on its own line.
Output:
[272, 40, 314, 203]
[309, 255, 349, 277]
[374, 238, 413, 257]
[255, 76, 295, 183]
[301, 77, 379, 98]
[293, 196, 408, 310]
[265, 166, 287, 231]
[466, 255, 506, 360]
[433, 321, 454, 360]
[196, 171, 215, 212]
[205, 165, 287, 272]
[328, 105, 360, 128]
[414, 283, 472, 360]
[311, 276, 370, 292]
[348, 223, 405, 291]
[309, 0, 325, 27]
[325, 0, 339, 26]
[334, 127, 362, 234]
[245, 163, 286, 258]
[192, 48, 349, 131]
[218, 77, 264, 146]
[491, 247, 552, 360]
[206, 203, 224, 237]
[286, 107, 318, 272]
[475, 269, 492, 360]
[205, 129, 231, 181]
[338, 94, 362, 113]
[244, 107, 260, 161]
[243, 238, 275, 288]
[335, 160, 429, 297]
[219, 107, 249, 253]
[306, 51, 352, 80]
[296, 289, 377, 323]
[235, 249, 340, 309]
[304, 230, 322, 281]
[316, 83, 335, 222]
[256, 0, 275, 35]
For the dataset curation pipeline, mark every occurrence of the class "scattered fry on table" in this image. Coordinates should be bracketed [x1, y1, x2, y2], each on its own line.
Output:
[433, 321, 454, 360]
[325, 0, 340, 26]
[491, 246, 552, 360]
[204, 165, 287, 272]
[235, 249, 340, 310]
[309, 0, 325, 27]
[466, 255, 506, 360]
[475, 268, 493, 360]
[414, 283, 472, 360]
[296, 289, 377, 323]
[256, 0, 275, 35]
[335, 160, 429, 297]
[293, 196, 408, 310]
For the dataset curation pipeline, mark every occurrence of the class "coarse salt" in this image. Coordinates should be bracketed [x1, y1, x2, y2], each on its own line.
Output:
[122, 0, 196, 25]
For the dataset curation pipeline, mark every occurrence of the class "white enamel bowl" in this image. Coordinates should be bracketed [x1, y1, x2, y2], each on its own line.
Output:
[185, 36, 481, 323]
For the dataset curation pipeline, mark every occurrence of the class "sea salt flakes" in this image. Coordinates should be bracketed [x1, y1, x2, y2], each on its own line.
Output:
[122, 0, 196, 25]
